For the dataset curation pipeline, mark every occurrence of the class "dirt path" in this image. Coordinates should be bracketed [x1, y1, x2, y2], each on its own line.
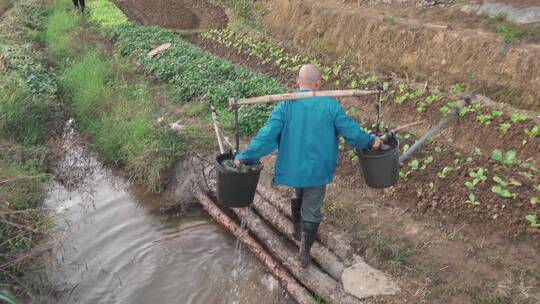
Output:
[113, 0, 227, 30]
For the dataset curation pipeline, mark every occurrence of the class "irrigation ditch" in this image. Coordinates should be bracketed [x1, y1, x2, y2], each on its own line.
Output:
[1, 0, 540, 303]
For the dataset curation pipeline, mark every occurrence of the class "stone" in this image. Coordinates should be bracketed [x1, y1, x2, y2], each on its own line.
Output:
[341, 257, 400, 299]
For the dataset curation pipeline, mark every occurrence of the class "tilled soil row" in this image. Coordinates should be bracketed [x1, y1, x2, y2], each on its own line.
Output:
[113, 0, 228, 30]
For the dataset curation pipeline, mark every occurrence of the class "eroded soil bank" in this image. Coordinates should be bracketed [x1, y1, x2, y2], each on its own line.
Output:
[260, 0, 540, 110]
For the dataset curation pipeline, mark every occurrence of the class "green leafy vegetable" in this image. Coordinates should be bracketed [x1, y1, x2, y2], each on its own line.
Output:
[524, 125, 539, 138]
[491, 149, 517, 166]
[491, 186, 515, 198]
[499, 123, 511, 134]
[466, 193, 480, 206]
[510, 113, 528, 123]
[525, 215, 540, 228]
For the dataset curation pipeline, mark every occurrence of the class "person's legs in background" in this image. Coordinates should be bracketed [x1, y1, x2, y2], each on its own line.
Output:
[78, 0, 85, 13]
[298, 186, 326, 267]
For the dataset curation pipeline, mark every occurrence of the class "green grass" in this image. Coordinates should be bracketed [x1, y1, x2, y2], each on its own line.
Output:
[373, 238, 412, 268]
[62, 52, 108, 124]
[0, 78, 52, 145]
[221, 0, 262, 29]
[489, 16, 540, 44]
[0, 2, 61, 300]
[183, 102, 210, 118]
[42, 0, 186, 190]
[0, 1, 65, 146]
[62, 53, 185, 190]
[44, 7, 79, 58]
[383, 15, 396, 25]
[0, 143, 50, 302]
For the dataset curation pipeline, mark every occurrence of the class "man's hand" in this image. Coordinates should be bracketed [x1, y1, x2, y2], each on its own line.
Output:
[371, 136, 383, 150]
[234, 159, 241, 168]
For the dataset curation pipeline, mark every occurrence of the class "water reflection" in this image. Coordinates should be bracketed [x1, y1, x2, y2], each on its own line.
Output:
[42, 120, 290, 304]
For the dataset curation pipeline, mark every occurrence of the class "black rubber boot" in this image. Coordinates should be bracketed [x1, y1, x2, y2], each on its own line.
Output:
[291, 198, 302, 241]
[298, 221, 319, 268]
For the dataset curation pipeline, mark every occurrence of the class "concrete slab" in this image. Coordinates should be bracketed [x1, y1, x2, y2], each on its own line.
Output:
[341, 256, 400, 299]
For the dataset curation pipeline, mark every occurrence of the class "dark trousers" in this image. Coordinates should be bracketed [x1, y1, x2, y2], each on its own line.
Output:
[293, 186, 326, 224]
[72, 0, 85, 9]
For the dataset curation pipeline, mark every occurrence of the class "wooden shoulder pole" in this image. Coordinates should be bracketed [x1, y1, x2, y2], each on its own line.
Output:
[228, 89, 378, 107]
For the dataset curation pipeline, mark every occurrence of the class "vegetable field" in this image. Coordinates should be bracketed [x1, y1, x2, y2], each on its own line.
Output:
[89, 0, 540, 238]
[2, 0, 540, 302]
[191, 27, 540, 237]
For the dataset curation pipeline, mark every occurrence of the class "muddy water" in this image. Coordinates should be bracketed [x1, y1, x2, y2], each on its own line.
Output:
[44, 121, 289, 304]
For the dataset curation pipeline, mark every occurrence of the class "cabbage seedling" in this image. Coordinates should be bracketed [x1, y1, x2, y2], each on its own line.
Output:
[437, 166, 454, 178]
[408, 159, 420, 170]
[524, 125, 539, 138]
[421, 156, 434, 169]
[491, 109, 503, 117]
[510, 113, 528, 123]
[477, 114, 493, 125]
[491, 186, 515, 199]
[491, 149, 517, 166]
[499, 123, 511, 134]
[493, 176, 521, 187]
[525, 215, 540, 228]
[466, 168, 488, 189]
[466, 194, 480, 206]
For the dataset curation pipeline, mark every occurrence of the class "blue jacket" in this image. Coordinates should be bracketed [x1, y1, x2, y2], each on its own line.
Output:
[235, 92, 374, 188]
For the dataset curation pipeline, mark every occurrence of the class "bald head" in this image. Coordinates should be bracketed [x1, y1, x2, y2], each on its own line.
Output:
[297, 64, 322, 91]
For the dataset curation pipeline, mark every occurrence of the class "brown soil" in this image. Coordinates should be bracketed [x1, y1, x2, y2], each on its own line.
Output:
[259, 0, 540, 111]
[113, 0, 228, 30]
[188, 32, 540, 241]
[0, 2, 13, 16]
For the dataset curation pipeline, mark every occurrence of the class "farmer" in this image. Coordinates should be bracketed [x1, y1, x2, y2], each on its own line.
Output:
[234, 64, 382, 267]
[72, 0, 85, 13]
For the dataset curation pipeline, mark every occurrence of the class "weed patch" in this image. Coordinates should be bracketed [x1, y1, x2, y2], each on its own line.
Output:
[0, 1, 65, 300]
[62, 52, 184, 190]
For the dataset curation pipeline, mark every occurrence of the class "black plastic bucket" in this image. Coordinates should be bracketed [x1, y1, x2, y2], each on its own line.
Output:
[215, 153, 263, 208]
[357, 138, 400, 189]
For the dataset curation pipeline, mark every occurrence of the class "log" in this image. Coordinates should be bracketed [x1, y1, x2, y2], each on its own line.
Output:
[191, 186, 313, 304]
[147, 43, 172, 58]
[232, 207, 363, 304]
[229, 90, 378, 107]
[251, 195, 345, 281]
[256, 185, 356, 263]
